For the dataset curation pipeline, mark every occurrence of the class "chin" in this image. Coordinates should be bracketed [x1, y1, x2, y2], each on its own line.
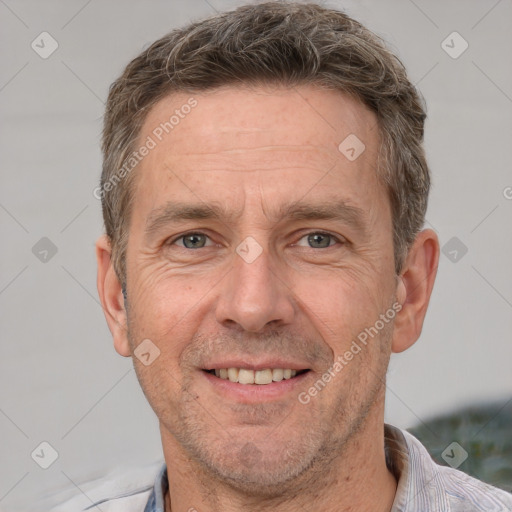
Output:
[174, 419, 334, 497]
[203, 440, 318, 496]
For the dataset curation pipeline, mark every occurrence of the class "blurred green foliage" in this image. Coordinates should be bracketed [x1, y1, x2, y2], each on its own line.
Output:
[407, 400, 512, 493]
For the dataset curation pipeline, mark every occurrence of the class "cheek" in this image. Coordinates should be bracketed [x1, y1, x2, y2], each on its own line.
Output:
[130, 353, 186, 434]
[125, 279, 194, 419]
[128, 262, 210, 342]
[292, 271, 384, 354]
[126, 263, 224, 400]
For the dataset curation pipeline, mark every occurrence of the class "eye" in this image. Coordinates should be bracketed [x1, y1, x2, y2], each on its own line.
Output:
[173, 232, 212, 249]
[296, 232, 341, 249]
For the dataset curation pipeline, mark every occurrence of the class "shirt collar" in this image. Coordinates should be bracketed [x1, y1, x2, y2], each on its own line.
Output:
[144, 463, 168, 512]
[145, 424, 433, 511]
[385, 424, 450, 511]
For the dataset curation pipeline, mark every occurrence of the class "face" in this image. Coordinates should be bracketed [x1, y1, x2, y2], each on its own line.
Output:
[122, 85, 400, 492]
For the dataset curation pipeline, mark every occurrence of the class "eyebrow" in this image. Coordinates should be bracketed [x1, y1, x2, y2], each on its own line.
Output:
[144, 200, 369, 240]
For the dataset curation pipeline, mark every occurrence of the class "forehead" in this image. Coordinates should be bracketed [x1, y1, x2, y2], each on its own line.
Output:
[130, 85, 386, 225]
[142, 84, 376, 155]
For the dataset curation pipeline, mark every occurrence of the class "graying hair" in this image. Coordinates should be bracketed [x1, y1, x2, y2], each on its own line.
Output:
[101, 1, 430, 283]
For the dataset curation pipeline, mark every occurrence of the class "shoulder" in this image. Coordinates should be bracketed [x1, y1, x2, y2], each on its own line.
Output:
[46, 462, 163, 512]
[403, 428, 512, 511]
[436, 463, 512, 512]
[386, 425, 512, 512]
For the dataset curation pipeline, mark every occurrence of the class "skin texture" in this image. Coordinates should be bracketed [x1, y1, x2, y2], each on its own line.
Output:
[96, 85, 439, 512]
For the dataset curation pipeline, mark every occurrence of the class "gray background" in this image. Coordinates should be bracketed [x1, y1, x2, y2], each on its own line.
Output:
[1, 0, 511, 510]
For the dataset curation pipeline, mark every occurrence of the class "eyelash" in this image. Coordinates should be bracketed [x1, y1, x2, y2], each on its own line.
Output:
[169, 231, 345, 249]
[294, 231, 344, 248]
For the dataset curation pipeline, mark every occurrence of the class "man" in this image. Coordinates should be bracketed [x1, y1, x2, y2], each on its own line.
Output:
[58, 2, 512, 511]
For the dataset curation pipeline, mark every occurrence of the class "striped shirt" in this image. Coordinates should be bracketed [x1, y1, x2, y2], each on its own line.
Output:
[49, 424, 512, 511]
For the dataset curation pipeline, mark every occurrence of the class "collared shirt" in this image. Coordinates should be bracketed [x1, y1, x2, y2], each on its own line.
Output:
[49, 425, 512, 511]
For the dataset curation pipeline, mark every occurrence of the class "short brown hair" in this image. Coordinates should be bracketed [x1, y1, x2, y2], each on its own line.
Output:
[101, 1, 429, 284]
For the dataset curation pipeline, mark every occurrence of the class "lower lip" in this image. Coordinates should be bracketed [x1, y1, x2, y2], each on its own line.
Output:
[202, 370, 311, 403]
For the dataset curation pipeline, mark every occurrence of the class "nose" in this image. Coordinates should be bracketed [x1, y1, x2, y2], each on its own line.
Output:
[214, 243, 295, 333]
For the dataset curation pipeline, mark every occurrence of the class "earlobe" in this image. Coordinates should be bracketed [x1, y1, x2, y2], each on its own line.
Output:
[95, 235, 131, 357]
[391, 229, 439, 354]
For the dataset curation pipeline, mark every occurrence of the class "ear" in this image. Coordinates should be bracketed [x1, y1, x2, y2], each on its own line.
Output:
[391, 229, 439, 353]
[95, 234, 131, 357]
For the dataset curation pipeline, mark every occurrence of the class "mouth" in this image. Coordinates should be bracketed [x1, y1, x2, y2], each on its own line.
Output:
[203, 368, 311, 385]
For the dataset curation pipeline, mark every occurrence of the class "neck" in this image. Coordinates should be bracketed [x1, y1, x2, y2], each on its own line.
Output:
[161, 404, 397, 512]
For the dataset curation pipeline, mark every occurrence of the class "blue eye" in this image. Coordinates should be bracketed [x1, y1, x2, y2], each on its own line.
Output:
[175, 233, 210, 249]
[297, 232, 339, 248]
[170, 231, 342, 251]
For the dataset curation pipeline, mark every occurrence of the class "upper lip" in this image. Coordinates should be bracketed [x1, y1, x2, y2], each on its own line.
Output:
[201, 358, 312, 371]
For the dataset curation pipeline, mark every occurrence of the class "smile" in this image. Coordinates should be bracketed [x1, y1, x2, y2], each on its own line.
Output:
[204, 368, 310, 385]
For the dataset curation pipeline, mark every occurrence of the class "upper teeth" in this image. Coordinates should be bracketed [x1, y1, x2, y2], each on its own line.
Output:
[214, 368, 297, 384]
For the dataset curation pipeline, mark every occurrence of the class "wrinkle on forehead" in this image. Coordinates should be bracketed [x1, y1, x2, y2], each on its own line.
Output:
[132, 85, 384, 233]
[164, 144, 342, 176]
[141, 85, 376, 153]
[173, 144, 334, 157]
